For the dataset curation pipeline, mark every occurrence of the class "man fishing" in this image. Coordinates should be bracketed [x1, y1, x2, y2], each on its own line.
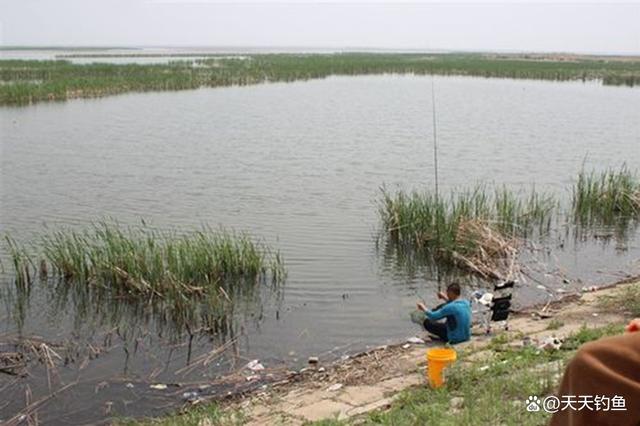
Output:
[416, 282, 472, 344]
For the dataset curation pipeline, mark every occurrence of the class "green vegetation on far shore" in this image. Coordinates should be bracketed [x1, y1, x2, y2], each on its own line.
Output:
[1, 53, 639, 105]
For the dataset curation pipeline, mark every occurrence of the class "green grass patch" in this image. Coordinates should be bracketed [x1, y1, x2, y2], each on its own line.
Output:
[546, 319, 565, 331]
[117, 403, 244, 426]
[599, 283, 640, 317]
[560, 324, 625, 351]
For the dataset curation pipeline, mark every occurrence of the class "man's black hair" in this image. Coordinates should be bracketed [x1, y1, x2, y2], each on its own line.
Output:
[447, 282, 461, 296]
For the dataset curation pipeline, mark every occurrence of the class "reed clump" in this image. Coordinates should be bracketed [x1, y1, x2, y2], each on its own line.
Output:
[379, 186, 557, 280]
[380, 186, 556, 248]
[5, 222, 285, 305]
[4, 236, 34, 290]
[572, 167, 640, 226]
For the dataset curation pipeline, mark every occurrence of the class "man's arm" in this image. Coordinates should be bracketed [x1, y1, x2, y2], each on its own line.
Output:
[426, 303, 454, 321]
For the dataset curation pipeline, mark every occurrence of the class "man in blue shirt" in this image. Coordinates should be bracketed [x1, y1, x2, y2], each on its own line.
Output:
[416, 282, 472, 344]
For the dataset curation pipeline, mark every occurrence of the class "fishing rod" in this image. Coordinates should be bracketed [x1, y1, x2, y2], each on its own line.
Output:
[431, 78, 442, 289]
[413, 78, 441, 306]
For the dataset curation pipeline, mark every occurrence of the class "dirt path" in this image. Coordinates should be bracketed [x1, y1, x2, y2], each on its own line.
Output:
[226, 278, 639, 425]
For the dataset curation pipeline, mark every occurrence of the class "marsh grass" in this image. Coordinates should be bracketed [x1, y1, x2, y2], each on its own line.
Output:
[2, 53, 639, 105]
[381, 167, 640, 278]
[4, 235, 34, 289]
[3, 222, 285, 322]
[572, 166, 640, 226]
[40, 222, 284, 295]
[379, 185, 556, 266]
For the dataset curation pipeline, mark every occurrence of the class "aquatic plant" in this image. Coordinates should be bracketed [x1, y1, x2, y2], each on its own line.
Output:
[37, 221, 285, 298]
[378, 185, 557, 280]
[1, 53, 639, 105]
[572, 166, 640, 226]
[3, 221, 284, 322]
[379, 185, 556, 250]
[3, 235, 34, 289]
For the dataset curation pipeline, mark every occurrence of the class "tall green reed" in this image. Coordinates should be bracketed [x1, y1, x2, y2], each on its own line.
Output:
[379, 185, 556, 254]
[572, 166, 640, 226]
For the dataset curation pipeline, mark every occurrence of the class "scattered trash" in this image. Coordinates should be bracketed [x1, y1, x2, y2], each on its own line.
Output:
[246, 359, 265, 371]
[563, 278, 571, 284]
[318, 367, 326, 373]
[308, 356, 319, 364]
[538, 336, 562, 351]
[536, 285, 548, 291]
[593, 313, 599, 317]
[150, 384, 168, 390]
[406, 336, 425, 344]
[246, 375, 260, 382]
[479, 365, 489, 372]
[125, 382, 134, 389]
[450, 397, 464, 410]
[327, 383, 343, 392]
[402, 343, 411, 349]
[95, 381, 109, 393]
[182, 391, 200, 401]
[581, 286, 597, 292]
[556, 288, 568, 293]
[472, 290, 494, 306]
[535, 311, 554, 319]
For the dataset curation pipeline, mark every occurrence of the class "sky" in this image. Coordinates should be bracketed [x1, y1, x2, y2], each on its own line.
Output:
[1, 1, 639, 54]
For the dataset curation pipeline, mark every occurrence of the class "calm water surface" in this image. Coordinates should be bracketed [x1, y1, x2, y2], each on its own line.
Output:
[1, 75, 639, 423]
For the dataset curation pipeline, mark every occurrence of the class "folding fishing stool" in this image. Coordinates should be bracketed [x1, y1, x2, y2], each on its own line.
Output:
[472, 280, 515, 334]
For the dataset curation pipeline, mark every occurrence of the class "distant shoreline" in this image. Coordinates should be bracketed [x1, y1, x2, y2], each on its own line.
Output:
[2, 46, 640, 58]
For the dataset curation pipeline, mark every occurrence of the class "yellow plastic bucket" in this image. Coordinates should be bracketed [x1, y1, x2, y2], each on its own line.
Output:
[426, 348, 457, 388]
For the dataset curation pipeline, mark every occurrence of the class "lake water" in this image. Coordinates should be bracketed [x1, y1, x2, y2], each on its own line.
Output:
[1, 75, 639, 424]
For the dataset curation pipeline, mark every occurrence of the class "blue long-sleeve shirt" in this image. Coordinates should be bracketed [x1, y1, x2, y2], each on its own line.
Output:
[425, 299, 472, 344]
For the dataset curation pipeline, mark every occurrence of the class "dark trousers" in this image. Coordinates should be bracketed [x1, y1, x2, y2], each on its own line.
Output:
[423, 302, 455, 342]
[424, 318, 448, 342]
